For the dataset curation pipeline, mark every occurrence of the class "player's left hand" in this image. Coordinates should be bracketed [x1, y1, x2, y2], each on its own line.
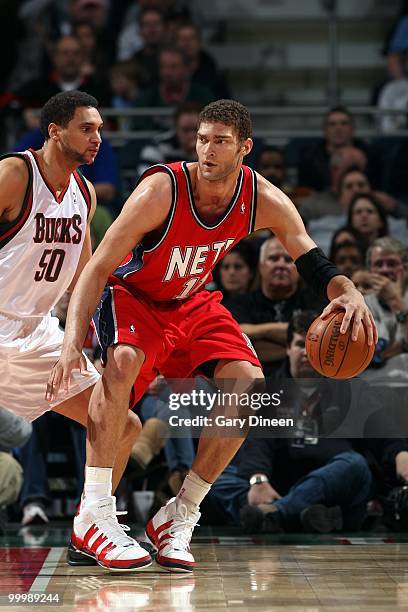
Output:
[321, 286, 378, 346]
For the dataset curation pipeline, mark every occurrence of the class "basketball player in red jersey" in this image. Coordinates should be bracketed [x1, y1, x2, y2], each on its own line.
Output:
[48, 100, 377, 572]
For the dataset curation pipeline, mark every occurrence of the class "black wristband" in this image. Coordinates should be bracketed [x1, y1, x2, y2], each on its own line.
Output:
[295, 247, 341, 299]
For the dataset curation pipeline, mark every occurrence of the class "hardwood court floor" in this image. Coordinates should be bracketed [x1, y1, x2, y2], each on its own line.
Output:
[1, 526, 408, 611]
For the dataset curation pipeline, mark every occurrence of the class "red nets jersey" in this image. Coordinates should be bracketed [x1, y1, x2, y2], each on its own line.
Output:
[111, 162, 258, 301]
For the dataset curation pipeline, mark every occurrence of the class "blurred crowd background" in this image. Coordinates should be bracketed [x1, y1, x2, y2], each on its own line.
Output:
[2, 0, 408, 539]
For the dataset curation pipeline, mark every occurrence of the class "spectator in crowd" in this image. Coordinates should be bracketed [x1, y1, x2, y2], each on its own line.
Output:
[377, 1, 408, 132]
[256, 147, 287, 190]
[361, 237, 408, 379]
[131, 7, 166, 88]
[207, 311, 372, 533]
[69, 0, 109, 34]
[136, 47, 213, 130]
[330, 240, 364, 279]
[175, 22, 230, 99]
[346, 193, 389, 255]
[212, 242, 258, 311]
[110, 60, 141, 132]
[328, 226, 360, 255]
[297, 106, 368, 192]
[130, 375, 195, 498]
[136, 101, 202, 177]
[116, 0, 191, 62]
[0, 0, 23, 91]
[14, 35, 112, 128]
[229, 237, 324, 376]
[13, 126, 119, 222]
[0, 409, 32, 533]
[302, 167, 408, 254]
[19, 413, 86, 526]
[256, 146, 308, 207]
[351, 268, 376, 295]
[72, 21, 108, 79]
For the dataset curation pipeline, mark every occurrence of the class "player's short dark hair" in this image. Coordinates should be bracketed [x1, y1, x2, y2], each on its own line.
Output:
[199, 99, 252, 141]
[287, 310, 319, 346]
[40, 90, 99, 140]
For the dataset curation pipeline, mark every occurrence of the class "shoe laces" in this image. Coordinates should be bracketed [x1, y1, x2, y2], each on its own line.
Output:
[94, 512, 135, 549]
[168, 502, 199, 551]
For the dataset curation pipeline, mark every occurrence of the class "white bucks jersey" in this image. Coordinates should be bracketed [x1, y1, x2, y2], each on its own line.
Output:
[0, 150, 91, 318]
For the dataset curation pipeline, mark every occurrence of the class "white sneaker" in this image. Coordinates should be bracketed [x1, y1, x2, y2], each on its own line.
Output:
[71, 496, 152, 572]
[21, 502, 49, 526]
[145, 497, 199, 572]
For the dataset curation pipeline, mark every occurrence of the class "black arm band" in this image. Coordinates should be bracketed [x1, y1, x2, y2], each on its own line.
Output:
[295, 247, 341, 298]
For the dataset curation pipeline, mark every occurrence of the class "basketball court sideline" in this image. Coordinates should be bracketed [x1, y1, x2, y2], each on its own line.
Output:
[2, 526, 408, 611]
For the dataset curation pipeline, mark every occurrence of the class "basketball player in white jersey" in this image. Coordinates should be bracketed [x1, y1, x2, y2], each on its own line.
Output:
[0, 91, 152, 571]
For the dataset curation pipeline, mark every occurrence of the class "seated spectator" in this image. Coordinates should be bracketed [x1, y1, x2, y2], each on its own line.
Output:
[137, 101, 202, 177]
[212, 242, 258, 310]
[298, 106, 368, 192]
[19, 412, 86, 526]
[229, 237, 324, 376]
[136, 47, 213, 130]
[0, 409, 32, 533]
[361, 237, 408, 379]
[207, 311, 372, 533]
[110, 60, 141, 132]
[130, 375, 196, 497]
[131, 7, 166, 88]
[303, 167, 408, 253]
[14, 127, 118, 221]
[328, 226, 360, 255]
[330, 240, 364, 279]
[176, 22, 230, 99]
[346, 193, 389, 255]
[72, 21, 108, 79]
[300, 166, 370, 224]
[377, 3, 408, 132]
[14, 35, 112, 129]
[256, 146, 310, 208]
[351, 268, 377, 295]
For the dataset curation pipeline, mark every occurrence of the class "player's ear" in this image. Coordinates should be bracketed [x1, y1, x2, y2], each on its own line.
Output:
[48, 123, 60, 141]
[241, 138, 253, 157]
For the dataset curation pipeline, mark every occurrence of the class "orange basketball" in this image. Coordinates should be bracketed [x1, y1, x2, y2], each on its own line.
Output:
[305, 311, 375, 379]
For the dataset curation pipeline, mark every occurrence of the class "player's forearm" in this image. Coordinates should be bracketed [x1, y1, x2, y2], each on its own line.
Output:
[326, 275, 355, 301]
[63, 264, 107, 351]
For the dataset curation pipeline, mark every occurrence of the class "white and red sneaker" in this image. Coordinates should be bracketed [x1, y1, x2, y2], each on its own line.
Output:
[145, 497, 199, 572]
[71, 496, 152, 572]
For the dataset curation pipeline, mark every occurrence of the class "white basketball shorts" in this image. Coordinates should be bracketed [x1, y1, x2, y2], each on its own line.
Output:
[0, 311, 100, 422]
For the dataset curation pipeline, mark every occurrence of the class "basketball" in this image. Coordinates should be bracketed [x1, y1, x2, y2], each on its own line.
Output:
[305, 311, 375, 378]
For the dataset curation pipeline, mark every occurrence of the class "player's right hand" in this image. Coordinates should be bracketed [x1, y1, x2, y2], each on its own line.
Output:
[46, 347, 89, 402]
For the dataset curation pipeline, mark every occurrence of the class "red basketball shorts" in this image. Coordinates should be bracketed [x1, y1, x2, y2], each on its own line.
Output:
[93, 285, 261, 404]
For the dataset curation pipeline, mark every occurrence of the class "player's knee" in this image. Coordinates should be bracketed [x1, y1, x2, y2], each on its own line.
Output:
[106, 345, 145, 386]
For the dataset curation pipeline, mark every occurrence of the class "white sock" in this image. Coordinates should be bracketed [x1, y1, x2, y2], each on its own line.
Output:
[177, 471, 211, 513]
[82, 466, 112, 506]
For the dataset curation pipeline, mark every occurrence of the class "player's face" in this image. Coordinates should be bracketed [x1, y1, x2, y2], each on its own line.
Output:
[287, 332, 318, 378]
[196, 122, 252, 182]
[56, 106, 103, 165]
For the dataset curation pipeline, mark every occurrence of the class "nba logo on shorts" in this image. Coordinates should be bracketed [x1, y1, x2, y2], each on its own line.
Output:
[130, 324, 135, 333]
